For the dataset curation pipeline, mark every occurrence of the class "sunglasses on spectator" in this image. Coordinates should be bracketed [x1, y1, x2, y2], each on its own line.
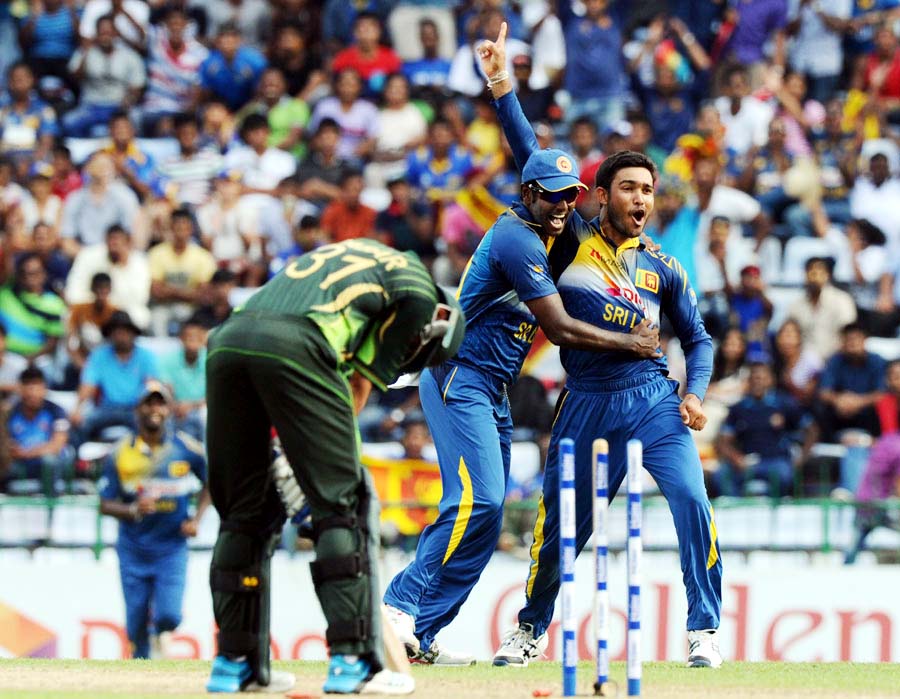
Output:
[528, 184, 580, 205]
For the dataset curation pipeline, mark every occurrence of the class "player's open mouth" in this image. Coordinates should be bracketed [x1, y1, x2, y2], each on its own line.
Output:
[630, 210, 646, 226]
[546, 213, 567, 232]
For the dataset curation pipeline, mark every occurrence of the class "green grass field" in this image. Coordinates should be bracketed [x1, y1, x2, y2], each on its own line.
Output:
[1, 659, 899, 698]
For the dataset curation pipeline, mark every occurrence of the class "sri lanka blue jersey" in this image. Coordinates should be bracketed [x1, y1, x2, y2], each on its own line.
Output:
[450, 201, 558, 386]
[99, 430, 206, 556]
[493, 89, 713, 399]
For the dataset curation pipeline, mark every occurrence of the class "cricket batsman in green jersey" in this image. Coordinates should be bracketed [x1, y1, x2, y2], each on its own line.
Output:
[204, 238, 465, 695]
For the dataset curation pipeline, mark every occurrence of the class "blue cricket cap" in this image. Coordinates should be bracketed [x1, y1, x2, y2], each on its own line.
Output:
[522, 149, 588, 193]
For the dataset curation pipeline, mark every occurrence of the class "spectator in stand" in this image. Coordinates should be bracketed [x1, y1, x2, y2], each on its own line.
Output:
[0, 253, 64, 363]
[0, 323, 27, 398]
[269, 214, 328, 277]
[309, 68, 379, 162]
[645, 174, 699, 281]
[449, 7, 530, 97]
[22, 165, 62, 236]
[65, 224, 150, 330]
[30, 222, 69, 295]
[520, 0, 566, 90]
[332, 12, 402, 97]
[875, 360, 900, 434]
[193, 268, 235, 330]
[850, 151, 900, 252]
[627, 113, 668, 170]
[60, 153, 139, 256]
[366, 72, 427, 187]
[773, 318, 823, 406]
[376, 177, 434, 260]
[723, 0, 789, 78]
[320, 170, 377, 243]
[845, 218, 897, 336]
[18, 0, 79, 87]
[239, 67, 310, 158]
[205, 0, 270, 51]
[716, 362, 809, 497]
[223, 113, 297, 200]
[406, 117, 474, 207]
[71, 310, 159, 443]
[512, 53, 554, 123]
[65, 272, 117, 390]
[142, 5, 209, 136]
[50, 145, 81, 201]
[5, 366, 72, 497]
[295, 118, 350, 210]
[148, 0, 208, 40]
[148, 208, 217, 337]
[863, 24, 900, 122]
[702, 327, 750, 440]
[403, 18, 452, 96]
[157, 113, 223, 209]
[0, 61, 58, 161]
[563, 0, 627, 130]
[738, 116, 796, 222]
[567, 116, 602, 175]
[102, 112, 160, 202]
[321, 0, 394, 50]
[729, 265, 773, 355]
[63, 14, 146, 138]
[817, 322, 886, 441]
[198, 99, 237, 154]
[80, 0, 149, 54]
[787, 0, 852, 104]
[98, 381, 209, 660]
[844, 429, 900, 563]
[160, 316, 207, 441]
[787, 256, 857, 360]
[197, 170, 261, 282]
[200, 22, 267, 112]
[716, 64, 774, 156]
[269, 22, 326, 101]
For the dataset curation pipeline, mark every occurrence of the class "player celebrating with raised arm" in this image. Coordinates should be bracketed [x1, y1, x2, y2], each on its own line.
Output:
[382, 96, 661, 664]
[204, 239, 465, 695]
[480, 24, 723, 669]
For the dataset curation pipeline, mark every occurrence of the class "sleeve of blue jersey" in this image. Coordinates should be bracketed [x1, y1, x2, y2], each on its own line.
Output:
[98, 454, 121, 501]
[493, 91, 540, 174]
[659, 257, 713, 401]
[490, 221, 557, 303]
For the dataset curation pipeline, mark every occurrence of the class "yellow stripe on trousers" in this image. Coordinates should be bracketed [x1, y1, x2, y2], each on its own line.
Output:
[525, 496, 547, 598]
[707, 506, 719, 569]
[442, 456, 473, 565]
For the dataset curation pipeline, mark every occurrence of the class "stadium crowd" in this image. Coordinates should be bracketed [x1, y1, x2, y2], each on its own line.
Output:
[0, 0, 899, 537]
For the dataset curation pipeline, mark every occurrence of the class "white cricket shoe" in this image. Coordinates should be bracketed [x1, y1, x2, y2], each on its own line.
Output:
[687, 629, 723, 668]
[410, 641, 476, 666]
[360, 669, 415, 695]
[383, 605, 419, 655]
[492, 623, 548, 667]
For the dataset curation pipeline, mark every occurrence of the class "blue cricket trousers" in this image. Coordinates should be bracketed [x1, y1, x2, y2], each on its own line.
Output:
[118, 543, 188, 658]
[384, 363, 511, 650]
[519, 373, 722, 635]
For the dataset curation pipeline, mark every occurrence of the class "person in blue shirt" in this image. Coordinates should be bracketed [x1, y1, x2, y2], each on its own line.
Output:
[716, 362, 811, 497]
[816, 322, 887, 442]
[201, 22, 268, 112]
[405, 118, 475, 207]
[71, 311, 161, 445]
[479, 24, 723, 670]
[99, 381, 209, 659]
[18, 0, 79, 88]
[5, 366, 72, 497]
[159, 316, 207, 442]
[402, 18, 452, 98]
[383, 102, 659, 668]
[0, 61, 59, 161]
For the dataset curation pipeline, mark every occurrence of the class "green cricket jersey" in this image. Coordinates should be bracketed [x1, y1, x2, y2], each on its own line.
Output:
[239, 239, 438, 390]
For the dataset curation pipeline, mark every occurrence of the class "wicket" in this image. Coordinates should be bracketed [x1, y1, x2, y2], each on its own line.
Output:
[559, 437, 643, 697]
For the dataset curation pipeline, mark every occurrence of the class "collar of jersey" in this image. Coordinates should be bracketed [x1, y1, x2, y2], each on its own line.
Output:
[507, 201, 544, 232]
[590, 217, 644, 255]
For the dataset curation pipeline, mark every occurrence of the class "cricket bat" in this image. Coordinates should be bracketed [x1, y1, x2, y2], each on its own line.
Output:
[381, 605, 412, 675]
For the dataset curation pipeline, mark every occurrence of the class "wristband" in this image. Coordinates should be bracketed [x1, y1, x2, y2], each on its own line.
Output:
[129, 502, 143, 522]
[487, 70, 510, 87]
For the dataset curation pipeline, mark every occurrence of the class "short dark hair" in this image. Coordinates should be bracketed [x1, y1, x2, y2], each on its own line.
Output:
[218, 20, 240, 36]
[299, 215, 320, 229]
[211, 268, 236, 285]
[316, 117, 341, 135]
[171, 207, 193, 224]
[106, 224, 128, 238]
[90, 272, 112, 290]
[851, 218, 887, 247]
[842, 322, 867, 336]
[19, 366, 45, 384]
[96, 13, 115, 31]
[108, 110, 131, 127]
[419, 17, 438, 32]
[355, 11, 381, 26]
[173, 112, 198, 130]
[239, 113, 269, 138]
[180, 315, 206, 333]
[723, 63, 749, 84]
[340, 168, 364, 185]
[594, 150, 657, 191]
[804, 255, 835, 273]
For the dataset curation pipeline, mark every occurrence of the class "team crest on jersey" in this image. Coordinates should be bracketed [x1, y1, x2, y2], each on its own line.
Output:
[556, 155, 573, 173]
[169, 460, 190, 478]
[635, 269, 660, 294]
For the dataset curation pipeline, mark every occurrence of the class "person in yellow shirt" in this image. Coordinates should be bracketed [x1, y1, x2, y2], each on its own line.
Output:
[148, 208, 217, 336]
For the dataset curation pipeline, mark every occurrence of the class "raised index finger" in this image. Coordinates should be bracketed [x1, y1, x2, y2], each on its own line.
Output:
[497, 20, 507, 46]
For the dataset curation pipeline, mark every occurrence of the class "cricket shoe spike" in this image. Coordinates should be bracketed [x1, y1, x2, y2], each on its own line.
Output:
[409, 641, 475, 666]
[206, 656, 296, 693]
[323, 655, 414, 695]
[492, 623, 548, 667]
[687, 629, 723, 668]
